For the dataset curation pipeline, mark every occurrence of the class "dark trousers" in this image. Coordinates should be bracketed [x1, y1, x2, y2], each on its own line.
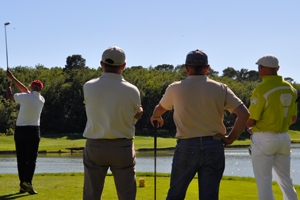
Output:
[14, 126, 40, 185]
[166, 137, 225, 200]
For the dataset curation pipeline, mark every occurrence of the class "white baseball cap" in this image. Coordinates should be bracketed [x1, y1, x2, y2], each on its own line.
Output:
[256, 54, 279, 68]
[102, 46, 126, 66]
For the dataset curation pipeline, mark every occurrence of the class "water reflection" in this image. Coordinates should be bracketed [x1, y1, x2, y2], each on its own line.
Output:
[1, 148, 300, 185]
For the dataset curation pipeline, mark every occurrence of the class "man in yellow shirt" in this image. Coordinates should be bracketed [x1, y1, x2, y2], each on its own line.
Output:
[247, 55, 298, 200]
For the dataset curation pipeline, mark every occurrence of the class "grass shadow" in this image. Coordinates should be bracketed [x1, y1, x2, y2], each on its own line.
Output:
[0, 192, 30, 200]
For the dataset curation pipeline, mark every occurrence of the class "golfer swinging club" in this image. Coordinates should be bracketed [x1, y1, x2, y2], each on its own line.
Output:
[6, 70, 45, 195]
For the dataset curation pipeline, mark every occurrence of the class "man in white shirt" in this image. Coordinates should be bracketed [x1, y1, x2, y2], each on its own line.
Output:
[83, 46, 143, 200]
[6, 70, 45, 195]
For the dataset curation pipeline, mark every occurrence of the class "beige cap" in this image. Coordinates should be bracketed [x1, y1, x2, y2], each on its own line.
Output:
[102, 46, 126, 66]
[256, 54, 279, 68]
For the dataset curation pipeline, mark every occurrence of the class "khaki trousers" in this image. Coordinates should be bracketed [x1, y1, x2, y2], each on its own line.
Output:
[83, 139, 136, 200]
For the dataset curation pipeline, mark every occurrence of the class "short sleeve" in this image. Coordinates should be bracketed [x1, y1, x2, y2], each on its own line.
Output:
[159, 85, 173, 110]
[248, 89, 265, 121]
[224, 86, 243, 113]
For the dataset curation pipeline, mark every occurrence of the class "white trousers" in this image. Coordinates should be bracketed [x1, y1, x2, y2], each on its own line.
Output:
[251, 132, 298, 200]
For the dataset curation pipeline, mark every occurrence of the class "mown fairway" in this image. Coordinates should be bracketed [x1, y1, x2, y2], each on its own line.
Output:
[1, 173, 300, 200]
[0, 135, 179, 152]
[1, 130, 300, 152]
[1, 133, 300, 199]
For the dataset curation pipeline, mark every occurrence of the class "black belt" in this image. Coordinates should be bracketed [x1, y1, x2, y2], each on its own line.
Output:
[90, 138, 133, 140]
[182, 136, 221, 141]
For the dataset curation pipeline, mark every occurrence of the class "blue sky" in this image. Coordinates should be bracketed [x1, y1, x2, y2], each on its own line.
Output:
[1, 0, 300, 82]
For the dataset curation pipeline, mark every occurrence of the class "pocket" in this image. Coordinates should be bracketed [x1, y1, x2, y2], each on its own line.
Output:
[84, 145, 108, 166]
[172, 146, 195, 172]
[252, 138, 279, 156]
[252, 137, 278, 144]
[283, 134, 291, 141]
[205, 145, 225, 170]
[114, 145, 136, 168]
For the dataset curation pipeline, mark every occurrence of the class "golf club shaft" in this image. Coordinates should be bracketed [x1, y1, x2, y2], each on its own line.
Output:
[4, 24, 9, 71]
[154, 120, 157, 200]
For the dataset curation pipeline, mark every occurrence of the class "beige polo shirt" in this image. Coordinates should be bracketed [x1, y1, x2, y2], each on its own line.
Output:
[83, 73, 141, 139]
[159, 76, 243, 139]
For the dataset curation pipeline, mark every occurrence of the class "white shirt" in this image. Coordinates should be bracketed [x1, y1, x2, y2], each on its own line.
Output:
[14, 91, 45, 126]
[83, 73, 141, 139]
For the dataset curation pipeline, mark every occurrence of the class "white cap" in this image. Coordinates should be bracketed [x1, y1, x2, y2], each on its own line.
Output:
[102, 46, 126, 66]
[256, 54, 279, 68]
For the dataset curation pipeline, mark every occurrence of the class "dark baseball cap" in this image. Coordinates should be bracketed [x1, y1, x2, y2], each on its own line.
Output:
[185, 49, 208, 66]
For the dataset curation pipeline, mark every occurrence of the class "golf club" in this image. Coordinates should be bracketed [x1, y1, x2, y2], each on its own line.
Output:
[153, 120, 158, 200]
[4, 21, 10, 71]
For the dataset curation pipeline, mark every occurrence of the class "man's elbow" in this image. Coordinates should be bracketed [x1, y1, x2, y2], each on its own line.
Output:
[7, 96, 14, 101]
[156, 104, 167, 112]
[245, 111, 250, 119]
[241, 112, 250, 124]
[235, 104, 250, 118]
[6, 93, 14, 101]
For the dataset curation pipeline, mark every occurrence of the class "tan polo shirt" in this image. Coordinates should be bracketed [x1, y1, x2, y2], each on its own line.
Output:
[159, 75, 243, 139]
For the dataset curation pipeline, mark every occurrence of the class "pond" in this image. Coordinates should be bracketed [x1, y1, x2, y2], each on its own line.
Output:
[1, 147, 300, 185]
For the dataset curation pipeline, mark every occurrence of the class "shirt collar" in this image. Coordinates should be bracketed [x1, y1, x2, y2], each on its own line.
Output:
[101, 72, 124, 80]
[186, 75, 207, 80]
[263, 75, 283, 83]
[31, 91, 41, 96]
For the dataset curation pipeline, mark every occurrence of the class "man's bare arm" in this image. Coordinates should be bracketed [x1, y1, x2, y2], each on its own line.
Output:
[217, 104, 250, 146]
[150, 104, 167, 128]
[6, 70, 30, 93]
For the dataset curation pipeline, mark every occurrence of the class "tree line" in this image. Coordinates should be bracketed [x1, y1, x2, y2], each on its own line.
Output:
[1, 54, 299, 139]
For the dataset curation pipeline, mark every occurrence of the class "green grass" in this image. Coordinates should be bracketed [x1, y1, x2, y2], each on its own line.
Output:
[0, 173, 300, 200]
[289, 130, 300, 143]
[1, 130, 299, 152]
[1, 132, 300, 199]
[0, 135, 179, 152]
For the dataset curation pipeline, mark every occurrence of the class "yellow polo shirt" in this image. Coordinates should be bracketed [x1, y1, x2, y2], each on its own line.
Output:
[249, 75, 297, 133]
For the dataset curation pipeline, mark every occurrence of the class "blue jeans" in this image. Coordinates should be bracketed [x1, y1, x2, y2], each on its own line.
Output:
[166, 137, 225, 200]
